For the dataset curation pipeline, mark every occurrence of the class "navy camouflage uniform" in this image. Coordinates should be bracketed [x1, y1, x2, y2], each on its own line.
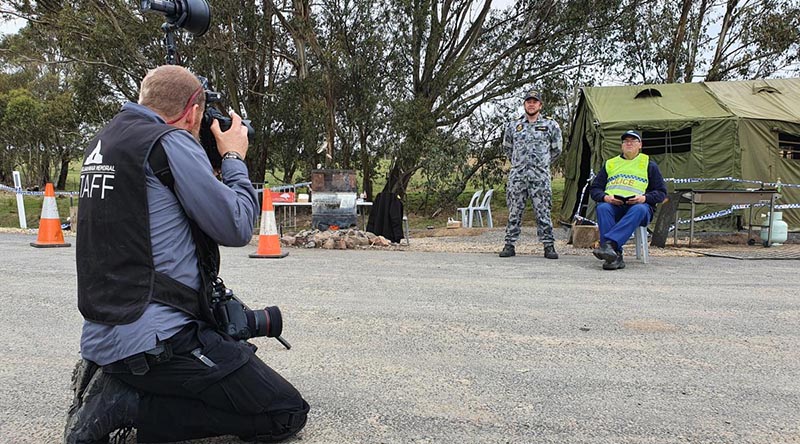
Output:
[503, 114, 562, 246]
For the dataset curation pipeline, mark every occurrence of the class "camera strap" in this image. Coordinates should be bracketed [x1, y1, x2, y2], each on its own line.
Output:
[149, 141, 175, 191]
[149, 141, 221, 327]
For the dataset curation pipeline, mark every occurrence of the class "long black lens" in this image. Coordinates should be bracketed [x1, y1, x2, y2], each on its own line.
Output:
[141, 0, 176, 14]
[265, 306, 282, 337]
[245, 306, 283, 338]
[141, 0, 210, 37]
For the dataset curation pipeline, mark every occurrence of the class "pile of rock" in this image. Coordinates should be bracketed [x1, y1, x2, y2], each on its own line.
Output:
[281, 228, 396, 249]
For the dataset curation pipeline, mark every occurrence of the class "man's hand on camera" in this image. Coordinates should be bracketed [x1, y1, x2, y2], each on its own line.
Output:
[211, 111, 249, 160]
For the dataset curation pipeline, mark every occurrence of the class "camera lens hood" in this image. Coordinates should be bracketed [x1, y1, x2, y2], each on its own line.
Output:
[176, 0, 211, 36]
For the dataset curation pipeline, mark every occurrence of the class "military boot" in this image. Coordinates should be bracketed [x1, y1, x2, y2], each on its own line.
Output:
[543, 245, 558, 259]
[499, 244, 515, 257]
[593, 241, 618, 262]
[64, 367, 139, 444]
[602, 252, 626, 270]
[66, 360, 100, 417]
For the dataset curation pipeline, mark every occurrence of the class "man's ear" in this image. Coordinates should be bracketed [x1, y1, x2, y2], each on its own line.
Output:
[186, 104, 201, 127]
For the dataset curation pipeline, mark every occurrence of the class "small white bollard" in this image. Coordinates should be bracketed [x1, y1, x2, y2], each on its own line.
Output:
[12, 171, 26, 229]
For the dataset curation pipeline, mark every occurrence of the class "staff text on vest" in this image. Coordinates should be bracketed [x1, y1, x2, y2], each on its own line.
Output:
[80, 173, 115, 199]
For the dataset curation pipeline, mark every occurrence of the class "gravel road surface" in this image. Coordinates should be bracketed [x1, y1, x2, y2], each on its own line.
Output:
[0, 231, 798, 444]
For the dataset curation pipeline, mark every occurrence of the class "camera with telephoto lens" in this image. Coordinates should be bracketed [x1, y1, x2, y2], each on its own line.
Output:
[210, 279, 283, 341]
[140, 0, 254, 169]
[142, 0, 291, 349]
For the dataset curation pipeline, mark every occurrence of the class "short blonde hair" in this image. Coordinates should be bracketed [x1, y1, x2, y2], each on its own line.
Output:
[138, 65, 205, 120]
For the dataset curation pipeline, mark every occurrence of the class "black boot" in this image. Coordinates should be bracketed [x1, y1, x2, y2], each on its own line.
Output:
[499, 244, 515, 257]
[602, 252, 626, 270]
[593, 241, 618, 262]
[543, 245, 558, 259]
[64, 367, 139, 444]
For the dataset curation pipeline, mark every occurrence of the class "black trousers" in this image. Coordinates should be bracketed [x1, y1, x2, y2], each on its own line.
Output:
[104, 323, 309, 443]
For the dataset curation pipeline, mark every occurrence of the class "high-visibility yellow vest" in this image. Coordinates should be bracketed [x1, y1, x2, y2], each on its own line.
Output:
[605, 154, 649, 197]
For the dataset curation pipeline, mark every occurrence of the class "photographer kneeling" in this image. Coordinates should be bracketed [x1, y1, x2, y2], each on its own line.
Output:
[65, 65, 309, 444]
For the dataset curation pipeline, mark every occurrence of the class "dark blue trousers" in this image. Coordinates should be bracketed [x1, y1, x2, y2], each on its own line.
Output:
[596, 203, 652, 253]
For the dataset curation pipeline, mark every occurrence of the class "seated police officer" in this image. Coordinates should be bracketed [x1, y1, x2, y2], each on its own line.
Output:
[589, 130, 667, 270]
[65, 65, 309, 443]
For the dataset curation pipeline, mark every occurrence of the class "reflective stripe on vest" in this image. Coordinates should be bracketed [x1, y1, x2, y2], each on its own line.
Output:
[605, 153, 649, 197]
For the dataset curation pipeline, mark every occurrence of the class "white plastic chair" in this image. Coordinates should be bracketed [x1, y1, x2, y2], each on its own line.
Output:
[633, 225, 649, 264]
[457, 190, 482, 227]
[470, 189, 494, 228]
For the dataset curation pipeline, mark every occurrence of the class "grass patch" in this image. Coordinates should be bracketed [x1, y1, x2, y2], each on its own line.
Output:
[404, 177, 565, 230]
[0, 194, 75, 228]
[1, 162, 565, 231]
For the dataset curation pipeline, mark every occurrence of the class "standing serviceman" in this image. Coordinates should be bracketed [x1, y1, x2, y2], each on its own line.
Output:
[64, 65, 309, 443]
[499, 88, 563, 259]
[589, 130, 667, 270]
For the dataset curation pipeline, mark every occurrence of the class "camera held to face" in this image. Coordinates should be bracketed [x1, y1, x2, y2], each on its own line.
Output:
[197, 79, 255, 169]
[142, 1, 289, 349]
[141, 0, 254, 169]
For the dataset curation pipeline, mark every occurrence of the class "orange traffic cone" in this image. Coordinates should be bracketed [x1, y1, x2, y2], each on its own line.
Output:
[250, 191, 288, 258]
[30, 183, 71, 248]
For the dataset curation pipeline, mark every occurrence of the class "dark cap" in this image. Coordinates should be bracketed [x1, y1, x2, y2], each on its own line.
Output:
[523, 88, 542, 102]
[621, 130, 642, 142]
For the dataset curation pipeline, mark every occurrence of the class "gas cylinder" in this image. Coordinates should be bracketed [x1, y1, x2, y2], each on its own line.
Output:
[761, 212, 788, 245]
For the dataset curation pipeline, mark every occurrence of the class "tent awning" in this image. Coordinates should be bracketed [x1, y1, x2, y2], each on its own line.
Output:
[583, 83, 733, 123]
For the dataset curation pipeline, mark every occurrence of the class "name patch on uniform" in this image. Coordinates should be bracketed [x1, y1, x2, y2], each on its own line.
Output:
[535, 126, 549, 132]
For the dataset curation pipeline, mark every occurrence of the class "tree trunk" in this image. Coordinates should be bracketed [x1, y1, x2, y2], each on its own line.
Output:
[56, 157, 70, 190]
[248, 140, 268, 186]
[706, 0, 738, 81]
[281, 165, 296, 185]
[324, 75, 336, 167]
[683, 0, 709, 82]
[387, 160, 418, 198]
[39, 147, 51, 187]
[666, 0, 692, 83]
[359, 126, 372, 200]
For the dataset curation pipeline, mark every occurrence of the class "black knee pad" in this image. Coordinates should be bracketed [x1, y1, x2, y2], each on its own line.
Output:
[245, 399, 310, 443]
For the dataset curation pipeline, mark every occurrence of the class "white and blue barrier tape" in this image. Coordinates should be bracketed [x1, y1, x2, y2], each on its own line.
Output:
[572, 176, 800, 229]
[0, 183, 78, 196]
[674, 202, 800, 226]
[665, 176, 800, 189]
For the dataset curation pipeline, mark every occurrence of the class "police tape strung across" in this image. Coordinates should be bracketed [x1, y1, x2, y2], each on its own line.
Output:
[665, 176, 800, 189]
[0, 183, 79, 196]
[670, 202, 800, 231]
[569, 176, 800, 230]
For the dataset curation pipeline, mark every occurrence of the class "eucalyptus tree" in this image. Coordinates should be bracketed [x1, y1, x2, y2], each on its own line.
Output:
[382, 0, 623, 198]
[320, 0, 390, 199]
[612, 0, 800, 84]
[0, 25, 88, 189]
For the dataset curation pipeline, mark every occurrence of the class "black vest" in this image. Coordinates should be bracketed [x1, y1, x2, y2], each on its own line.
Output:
[77, 108, 218, 325]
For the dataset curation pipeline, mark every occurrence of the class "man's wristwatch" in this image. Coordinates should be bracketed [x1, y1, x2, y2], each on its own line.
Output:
[222, 151, 244, 162]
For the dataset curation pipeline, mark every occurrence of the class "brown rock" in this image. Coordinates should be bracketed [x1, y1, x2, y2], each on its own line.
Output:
[373, 236, 391, 247]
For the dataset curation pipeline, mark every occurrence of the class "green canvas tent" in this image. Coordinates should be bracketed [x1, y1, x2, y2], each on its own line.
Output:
[560, 78, 800, 230]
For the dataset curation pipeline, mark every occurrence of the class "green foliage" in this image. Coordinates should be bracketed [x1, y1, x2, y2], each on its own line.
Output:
[0, 0, 797, 206]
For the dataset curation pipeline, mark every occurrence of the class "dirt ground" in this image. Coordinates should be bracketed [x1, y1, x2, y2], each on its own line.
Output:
[7, 224, 796, 258]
